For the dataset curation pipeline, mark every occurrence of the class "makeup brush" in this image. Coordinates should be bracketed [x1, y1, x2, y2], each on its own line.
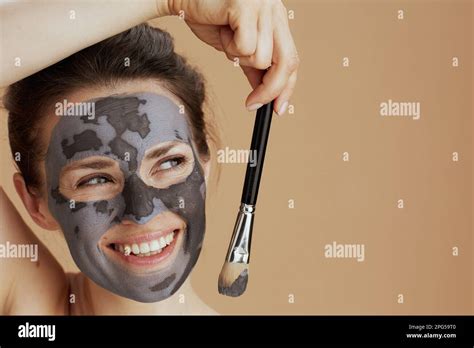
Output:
[218, 100, 275, 297]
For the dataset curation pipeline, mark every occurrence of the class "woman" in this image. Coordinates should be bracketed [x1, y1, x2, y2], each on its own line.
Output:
[0, 0, 298, 315]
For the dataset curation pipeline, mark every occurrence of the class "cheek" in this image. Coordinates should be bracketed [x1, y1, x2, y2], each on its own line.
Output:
[160, 169, 205, 216]
[49, 195, 123, 246]
[173, 170, 207, 253]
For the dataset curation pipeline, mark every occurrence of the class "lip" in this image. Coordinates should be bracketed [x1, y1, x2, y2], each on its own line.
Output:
[100, 211, 187, 273]
[103, 228, 184, 273]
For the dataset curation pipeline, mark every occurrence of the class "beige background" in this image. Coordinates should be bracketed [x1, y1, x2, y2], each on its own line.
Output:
[0, 0, 472, 314]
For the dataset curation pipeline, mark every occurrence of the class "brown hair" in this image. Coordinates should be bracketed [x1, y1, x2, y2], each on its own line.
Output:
[3, 23, 218, 191]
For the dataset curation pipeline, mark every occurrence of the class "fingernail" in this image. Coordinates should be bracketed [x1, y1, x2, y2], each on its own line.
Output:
[277, 101, 288, 116]
[247, 103, 263, 112]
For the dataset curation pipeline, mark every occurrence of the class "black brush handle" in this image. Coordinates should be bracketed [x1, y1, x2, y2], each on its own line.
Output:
[241, 101, 274, 205]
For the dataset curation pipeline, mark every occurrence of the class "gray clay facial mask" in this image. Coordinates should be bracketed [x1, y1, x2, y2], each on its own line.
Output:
[45, 93, 206, 302]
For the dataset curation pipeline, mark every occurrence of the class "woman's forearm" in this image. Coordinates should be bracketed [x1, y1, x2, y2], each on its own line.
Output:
[1, 0, 298, 113]
[0, 0, 170, 87]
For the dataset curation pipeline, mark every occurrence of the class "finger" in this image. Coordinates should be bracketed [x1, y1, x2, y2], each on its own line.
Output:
[219, 26, 243, 63]
[237, 14, 273, 70]
[219, 11, 258, 57]
[274, 70, 297, 115]
[245, 52, 298, 110]
[189, 23, 225, 51]
[246, 26, 299, 110]
[244, 63, 285, 110]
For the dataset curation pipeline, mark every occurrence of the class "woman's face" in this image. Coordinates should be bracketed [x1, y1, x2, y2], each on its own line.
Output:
[42, 84, 207, 302]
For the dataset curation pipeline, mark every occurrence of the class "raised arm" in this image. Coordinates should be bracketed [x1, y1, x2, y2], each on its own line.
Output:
[0, 0, 170, 87]
[1, 0, 298, 121]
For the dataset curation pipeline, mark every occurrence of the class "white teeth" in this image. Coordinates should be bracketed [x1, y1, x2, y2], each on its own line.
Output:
[132, 244, 140, 255]
[115, 231, 177, 256]
[139, 242, 150, 254]
[150, 240, 160, 252]
[159, 237, 166, 248]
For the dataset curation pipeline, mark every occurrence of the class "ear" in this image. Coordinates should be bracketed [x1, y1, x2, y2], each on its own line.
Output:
[13, 173, 59, 231]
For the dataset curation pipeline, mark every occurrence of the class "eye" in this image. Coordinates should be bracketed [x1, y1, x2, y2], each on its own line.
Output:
[151, 156, 186, 175]
[77, 174, 113, 188]
[160, 158, 181, 170]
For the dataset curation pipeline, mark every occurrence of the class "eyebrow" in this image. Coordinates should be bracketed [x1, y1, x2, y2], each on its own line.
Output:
[144, 144, 175, 160]
[62, 160, 115, 173]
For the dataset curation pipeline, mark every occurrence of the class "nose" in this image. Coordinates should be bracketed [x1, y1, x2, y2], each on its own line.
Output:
[121, 173, 168, 224]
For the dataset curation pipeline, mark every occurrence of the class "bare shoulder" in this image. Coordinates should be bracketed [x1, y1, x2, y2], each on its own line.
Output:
[0, 186, 68, 315]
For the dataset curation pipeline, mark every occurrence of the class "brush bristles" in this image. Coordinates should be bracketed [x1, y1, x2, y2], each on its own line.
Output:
[218, 262, 249, 297]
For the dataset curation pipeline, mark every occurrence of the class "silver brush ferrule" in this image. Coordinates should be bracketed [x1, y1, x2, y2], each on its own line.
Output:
[225, 203, 255, 264]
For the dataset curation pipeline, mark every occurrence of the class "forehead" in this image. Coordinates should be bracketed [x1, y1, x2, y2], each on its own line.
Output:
[46, 93, 191, 168]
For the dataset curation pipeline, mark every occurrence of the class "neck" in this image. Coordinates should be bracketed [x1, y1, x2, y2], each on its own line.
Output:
[82, 275, 216, 315]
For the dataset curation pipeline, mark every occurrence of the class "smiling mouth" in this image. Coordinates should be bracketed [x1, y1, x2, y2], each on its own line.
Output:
[110, 230, 177, 257]
[105, 228, 182, 270]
